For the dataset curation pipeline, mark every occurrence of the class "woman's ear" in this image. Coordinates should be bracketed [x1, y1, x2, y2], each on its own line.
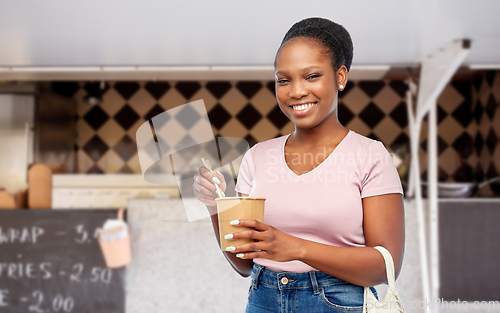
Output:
[337, 65, 348, 91]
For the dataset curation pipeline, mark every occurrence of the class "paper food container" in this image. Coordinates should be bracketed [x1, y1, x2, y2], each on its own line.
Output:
[98, 208, 132, 268]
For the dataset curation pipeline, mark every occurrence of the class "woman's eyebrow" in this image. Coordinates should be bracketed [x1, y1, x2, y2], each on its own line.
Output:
[276, 66, 321, 76]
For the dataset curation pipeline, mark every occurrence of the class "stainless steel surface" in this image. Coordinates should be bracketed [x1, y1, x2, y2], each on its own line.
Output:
[422, 176, 500, 198]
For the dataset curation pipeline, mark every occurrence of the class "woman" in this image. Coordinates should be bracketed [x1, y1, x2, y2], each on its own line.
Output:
[193, 17, 404, 313]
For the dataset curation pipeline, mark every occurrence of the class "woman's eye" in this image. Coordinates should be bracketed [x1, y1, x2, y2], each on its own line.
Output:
[277, 79, 289, 85]
[307, 74, 320, 80]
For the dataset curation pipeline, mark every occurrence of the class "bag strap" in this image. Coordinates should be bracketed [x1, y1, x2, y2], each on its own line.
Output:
[117, 207, 126, 221]
[374, 246, 396, 289]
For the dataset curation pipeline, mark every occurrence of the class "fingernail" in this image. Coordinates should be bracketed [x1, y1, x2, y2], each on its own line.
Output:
[221, 191, 225, 197]
[212, 177, 221, 184]
[236, 253, 244, 258]
[224, 233, 233, 240]
[226, 246, 236, 251]
[216, 170, 222, 176]
[230, 220, 239, 225]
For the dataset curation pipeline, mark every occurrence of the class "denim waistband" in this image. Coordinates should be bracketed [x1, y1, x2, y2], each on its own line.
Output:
[250, 263, 354, 295]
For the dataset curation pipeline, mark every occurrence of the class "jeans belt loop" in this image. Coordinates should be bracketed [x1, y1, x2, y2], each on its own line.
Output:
[309, 271, 320, 295]
[252, 264, 264, 289]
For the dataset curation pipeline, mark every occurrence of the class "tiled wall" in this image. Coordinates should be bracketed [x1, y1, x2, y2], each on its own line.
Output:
[51, 70, 500, 195]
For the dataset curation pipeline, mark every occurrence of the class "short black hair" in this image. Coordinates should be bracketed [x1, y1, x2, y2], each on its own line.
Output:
[275, 17, 354, 72]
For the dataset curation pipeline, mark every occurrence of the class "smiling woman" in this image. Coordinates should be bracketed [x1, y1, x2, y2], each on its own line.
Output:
[193, 17, 405, 313]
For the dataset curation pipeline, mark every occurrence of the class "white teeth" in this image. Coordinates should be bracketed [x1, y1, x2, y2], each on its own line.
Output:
[292, 103, 316, 111]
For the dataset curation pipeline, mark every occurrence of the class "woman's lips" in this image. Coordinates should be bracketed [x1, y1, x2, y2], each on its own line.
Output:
[290, 102, 317, 116]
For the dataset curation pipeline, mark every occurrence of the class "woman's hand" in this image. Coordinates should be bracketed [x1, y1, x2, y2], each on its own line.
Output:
[225, 219, 304, 262]
[192, 166, 226, 207]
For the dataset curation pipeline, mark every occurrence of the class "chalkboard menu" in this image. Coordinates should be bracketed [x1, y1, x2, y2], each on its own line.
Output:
[0, 210, 125, 313]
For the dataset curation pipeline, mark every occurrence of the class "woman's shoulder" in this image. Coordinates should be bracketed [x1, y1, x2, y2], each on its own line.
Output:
[345, 130, 383, 152]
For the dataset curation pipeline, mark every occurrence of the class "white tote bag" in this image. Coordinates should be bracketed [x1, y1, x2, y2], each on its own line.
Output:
[363, 246, 405, 313]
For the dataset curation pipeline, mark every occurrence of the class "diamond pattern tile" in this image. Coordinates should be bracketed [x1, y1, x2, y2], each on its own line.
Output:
[373, 117, 401, 146]
[250, 88, 277, 116]
[83, 135, 109, 162]
[119, 164, 134, 174]
[127, 88, 156, 117]
[175, 104, 201, 130]
[83, 105, 110, 131]
[219, 87, 248, 116]
[114, 104, 140, 130]
[485, 94, 497, 120]
[267, 106, 289, 129]
[97, 149, 124, 173]
[474, 133, 484, 157]
[486, 129, 498, 154]
[114, 82, 141, 100]
[114, 134, 137, 162]
[208, 104, 232, 130]
[341, 85, 371, 114]
[174, 134, 197, 152]
[266, 81, 275, 96]
[237, 104, 263, 130]
[373, 86, 401, 114]
[437, 148, 459, 177]
[250, 118, 279, 142]
[144, 104, 166, 123]
[144, 82, 171, 100]
[389, 102, 408, 128]
[438, 84, 465, 113]
[338, 102, 355, 126]
[100, 87, 125, 117]
[244, 134, 258, 148]
[451, 101, 473, 128]
[473, 100, 484, 124]
[205, 81, 232, 99]
[98, 119, 126, 148]
[388, 80, 408, 98]
[175, 81, 201, 100]
[358, 102, 385, 128]
[436, 105, 448, 125]
[452, 162, 473, 182]
[236, 81, 263, 99]
[158, 88, 187, 111]
[390, 132, 409, 152]
[358, 81, 385, 98]
[68, 72, 500, 192]
[420, 136, 449, 156]
[452, 132, 474, 159]
[474, 163, 485, 182]
[87, 165, 104, 174]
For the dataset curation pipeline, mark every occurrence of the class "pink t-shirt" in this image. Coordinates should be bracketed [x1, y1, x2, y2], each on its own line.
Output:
[235, 130, 404, 273]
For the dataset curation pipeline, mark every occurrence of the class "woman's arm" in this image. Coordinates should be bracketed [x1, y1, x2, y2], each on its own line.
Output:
[226, 193, 405, 287]
[193, 166, 253, 277]
[297, 193, 405, 286]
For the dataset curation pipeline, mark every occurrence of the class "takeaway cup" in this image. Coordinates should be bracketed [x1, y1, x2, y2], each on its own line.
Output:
[216, 197, 265, 251]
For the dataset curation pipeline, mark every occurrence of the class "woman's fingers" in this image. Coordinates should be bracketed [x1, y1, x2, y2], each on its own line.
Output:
[192, 166, 228, 205]
[230, 219, 269, 231]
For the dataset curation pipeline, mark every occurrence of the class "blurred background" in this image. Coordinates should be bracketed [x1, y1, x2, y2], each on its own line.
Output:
[0, 1, 499, 313]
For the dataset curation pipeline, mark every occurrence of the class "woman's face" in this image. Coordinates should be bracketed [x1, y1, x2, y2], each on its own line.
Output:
[275, 37, 342, 130]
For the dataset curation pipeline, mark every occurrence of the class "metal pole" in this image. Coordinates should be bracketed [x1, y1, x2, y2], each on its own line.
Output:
[428, 101, 440, 306]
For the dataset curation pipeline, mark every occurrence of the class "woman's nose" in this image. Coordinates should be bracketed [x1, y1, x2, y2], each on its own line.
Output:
[289, 81, 309, 99]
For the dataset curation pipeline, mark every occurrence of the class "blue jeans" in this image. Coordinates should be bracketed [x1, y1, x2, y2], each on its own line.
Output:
[245, 263, 378, 313]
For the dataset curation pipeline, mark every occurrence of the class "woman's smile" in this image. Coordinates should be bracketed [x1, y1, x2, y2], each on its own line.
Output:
[290, 101, 318, 116]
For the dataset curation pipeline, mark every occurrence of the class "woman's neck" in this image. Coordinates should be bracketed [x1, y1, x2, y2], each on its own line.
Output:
[289, 118, 348, 148]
